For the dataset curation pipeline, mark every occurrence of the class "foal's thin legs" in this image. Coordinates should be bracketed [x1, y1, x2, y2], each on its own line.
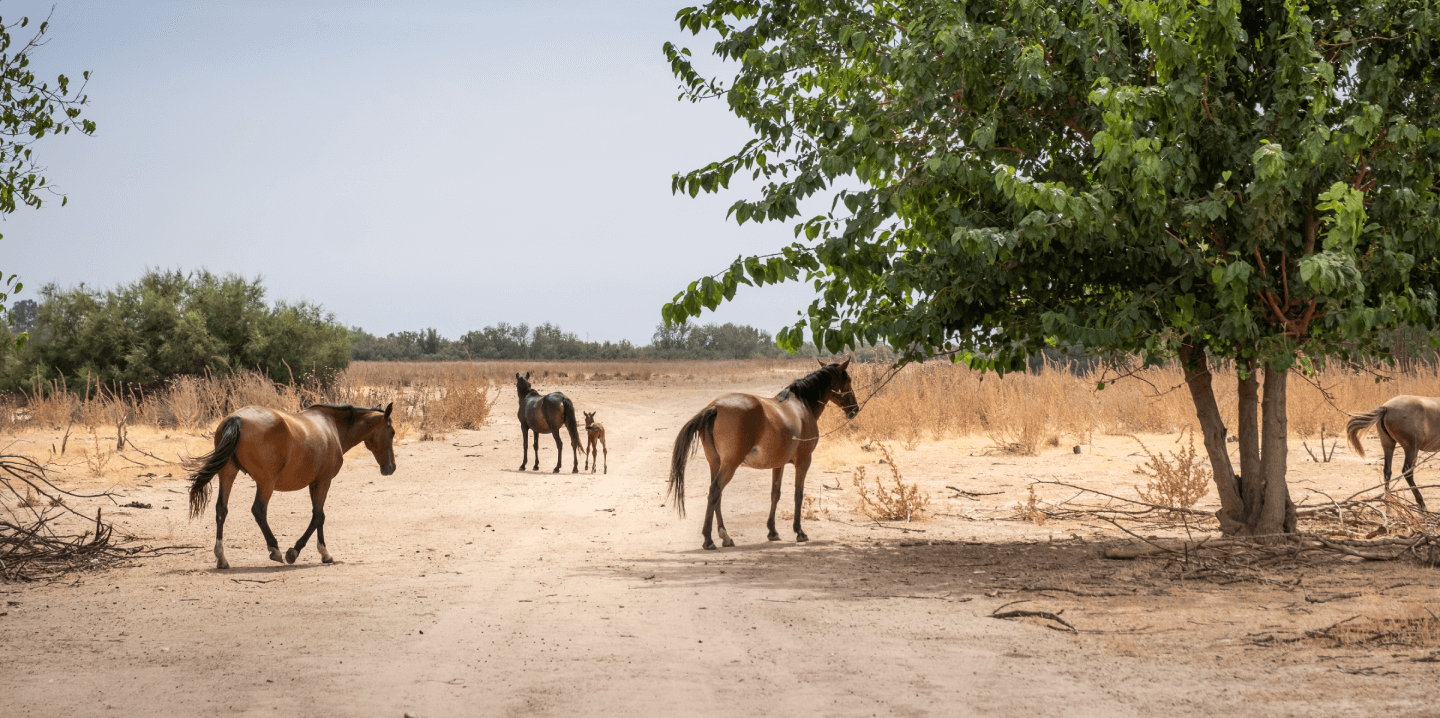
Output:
[766, 467, 784, 541]
[251, 484, 284, 563]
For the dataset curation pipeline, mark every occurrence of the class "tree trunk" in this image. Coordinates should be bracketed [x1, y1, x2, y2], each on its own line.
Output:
[1179, 341, 1246, 535]
[1236, 365, 1263, 526]
[1255, 364, 1297, 539]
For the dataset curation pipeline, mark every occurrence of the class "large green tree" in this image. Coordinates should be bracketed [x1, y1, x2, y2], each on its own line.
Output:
[0, 9, 96, 336]
[662, 0, 1440, 537]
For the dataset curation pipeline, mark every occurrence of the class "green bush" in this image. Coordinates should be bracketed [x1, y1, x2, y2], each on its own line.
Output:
[0, 269, 349, 391]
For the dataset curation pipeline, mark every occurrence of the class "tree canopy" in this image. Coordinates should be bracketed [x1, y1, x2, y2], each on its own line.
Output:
[663, 0, 1440, 536]
[0, 10, 97, 336]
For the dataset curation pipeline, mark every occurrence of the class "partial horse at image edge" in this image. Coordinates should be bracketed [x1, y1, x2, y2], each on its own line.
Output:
[669, 359, 859, 550]
[1346, 395, 1434, 510]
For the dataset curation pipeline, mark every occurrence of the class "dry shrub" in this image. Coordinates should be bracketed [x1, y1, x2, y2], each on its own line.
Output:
[165, 376, 206, 429]
[1018, 484, 1047, 525]
[83, 431, 114, 478]
[851, 442, 930, 521]
[1130, 431, 1211, 510]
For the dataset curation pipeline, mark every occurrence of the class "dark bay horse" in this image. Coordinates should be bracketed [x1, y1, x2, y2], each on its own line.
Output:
[583, 410, 607, 474]
[187, 404, 396, 569]
[1347, 396, 1437, 510]
[515, 372, 581, 473]
[669, 359, 859, 550]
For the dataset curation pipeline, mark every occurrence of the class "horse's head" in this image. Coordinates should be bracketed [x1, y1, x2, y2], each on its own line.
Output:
[818, 357, 859, 419]
[362, 403, 397, 475]
[583, 411, 596, 427]
[515, 372, 534, 398]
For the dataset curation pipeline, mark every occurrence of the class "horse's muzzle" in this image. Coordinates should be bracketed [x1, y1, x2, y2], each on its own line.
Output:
[381, 463, 396, 476]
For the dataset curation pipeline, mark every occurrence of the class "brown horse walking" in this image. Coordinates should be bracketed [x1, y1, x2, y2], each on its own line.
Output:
[583, 410, 607, 474]
[515, 372, 581, 473]
[1347, 396, 1437, 510]
[187, 404, 396, 569]
[670, 359, 859, 550]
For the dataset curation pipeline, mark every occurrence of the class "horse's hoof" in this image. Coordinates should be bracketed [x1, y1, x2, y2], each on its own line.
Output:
[796, 534, 809, 543]
[722, 538, 735, 548]
[216, 560, 230, 570]
[285, 548, 299, 564]
[322, 556, 335, 564]
[703, 542, 717, 551]
[768, 534, 781, 542]
[572, 468, 579, 474]
[268, 548, 284, 563]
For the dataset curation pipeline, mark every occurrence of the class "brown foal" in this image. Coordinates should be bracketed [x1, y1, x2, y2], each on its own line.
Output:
[583, 411, 607, 474]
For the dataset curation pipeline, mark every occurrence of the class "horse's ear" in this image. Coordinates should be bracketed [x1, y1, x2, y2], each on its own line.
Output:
[838, 358, 851, 372]
[516, 373, 522, 380]
[384, 402, 393, 418]
[816, 357, 827, 368]
[525, 371, 531, 380]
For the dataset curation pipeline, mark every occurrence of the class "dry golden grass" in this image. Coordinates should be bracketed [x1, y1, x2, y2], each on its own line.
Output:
[817, 358, 1440, 448]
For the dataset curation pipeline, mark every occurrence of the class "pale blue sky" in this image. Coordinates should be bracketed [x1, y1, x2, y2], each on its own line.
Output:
[1, 1, 821, 344]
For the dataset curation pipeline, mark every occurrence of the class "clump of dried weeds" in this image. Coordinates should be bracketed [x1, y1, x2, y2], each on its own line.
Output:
[1130, 430, 1211, 512]
[851, 442, 930, 522]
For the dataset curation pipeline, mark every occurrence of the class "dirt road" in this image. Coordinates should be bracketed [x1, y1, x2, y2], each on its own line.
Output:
[4, 375, 1438, 717]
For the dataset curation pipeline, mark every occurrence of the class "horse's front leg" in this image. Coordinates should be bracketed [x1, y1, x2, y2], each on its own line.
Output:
[288, 479, 332, 564]
[213, 468, 238, 569]
[533, 430, 541, 471]
[251, 483, 284, 563]
[600, 435, 607, 474]
[551, 429, 564, 474]
[583, 437, 591, 472]
[715, 471, 736, 548]
[792, 455, 812, 542]
[766, 467, 784, 541]
[519, 425, 530, 471]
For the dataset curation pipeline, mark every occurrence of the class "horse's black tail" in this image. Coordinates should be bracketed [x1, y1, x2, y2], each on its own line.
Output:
[669, 406, 717, 518]
[561, 396, 582, 453]
[1347, 406, 1387, 458]
[188, 415, 242, 519]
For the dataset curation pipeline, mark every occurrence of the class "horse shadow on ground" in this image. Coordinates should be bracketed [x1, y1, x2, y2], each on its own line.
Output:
[576, 536, 1149, 603]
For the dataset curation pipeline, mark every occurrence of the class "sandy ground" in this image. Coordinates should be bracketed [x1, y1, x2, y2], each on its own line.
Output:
[3, 372, 1440, 717]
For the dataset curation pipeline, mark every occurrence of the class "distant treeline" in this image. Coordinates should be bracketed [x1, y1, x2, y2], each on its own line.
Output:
[1, 270, 349, 391]
[349, 321, 804, 362]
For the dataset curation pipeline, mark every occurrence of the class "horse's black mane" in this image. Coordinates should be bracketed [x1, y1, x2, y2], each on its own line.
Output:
[782, 365, 839, 410]
[305, 403, 380, 426]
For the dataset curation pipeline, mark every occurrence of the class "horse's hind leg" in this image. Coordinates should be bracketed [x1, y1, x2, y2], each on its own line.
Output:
[287, 479, 332, 564]
[714, 472, 737, 548]
[702, 462, 740, 550]
[213, 467, 238, 569]
[601, 435, 607, 474]
[533, 430, 541, 471]
[551, 429, 564, 474]
[766, 467, 784, 541]
[251, 483, 284, 563]
[1401, 444, 1428, 510]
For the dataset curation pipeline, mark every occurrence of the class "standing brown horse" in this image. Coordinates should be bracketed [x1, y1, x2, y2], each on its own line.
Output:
[1347, 396, 1437, 510]
[515, 372, 581, 473]
[670, 359, 859, 550]
[186, 404, 396, 569]
[583, 410, 607, 474]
